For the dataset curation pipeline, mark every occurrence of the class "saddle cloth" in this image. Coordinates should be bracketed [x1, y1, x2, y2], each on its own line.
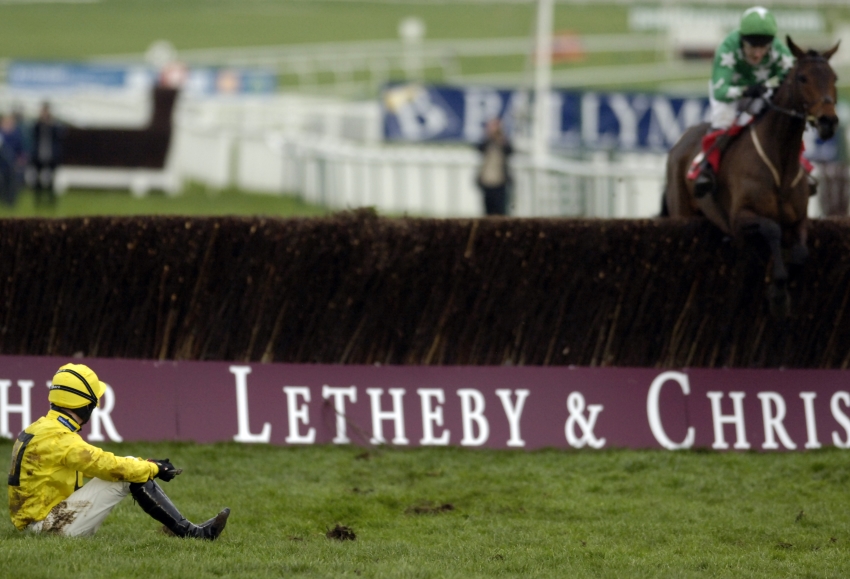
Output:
[687, 124, 814, 181]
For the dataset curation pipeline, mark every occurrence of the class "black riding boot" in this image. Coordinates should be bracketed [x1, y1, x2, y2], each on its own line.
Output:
[130, 480, 230, 540]
[693, 161, 716, 198]
[694, 133, 733, 199]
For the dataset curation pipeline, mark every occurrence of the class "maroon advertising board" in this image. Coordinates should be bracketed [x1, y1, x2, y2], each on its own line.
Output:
[1, 356, 849, 451]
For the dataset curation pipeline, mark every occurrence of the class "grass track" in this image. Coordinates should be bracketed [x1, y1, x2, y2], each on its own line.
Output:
[2, 440, 850, 578]
[0, 185, 328, 218]
[0, 1, 625, 59]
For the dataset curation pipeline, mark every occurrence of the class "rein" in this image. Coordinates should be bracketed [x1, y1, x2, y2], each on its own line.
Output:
[750, 56, 824, 188]
[766, 100, 816, 124]
[765, 54, 828, 124]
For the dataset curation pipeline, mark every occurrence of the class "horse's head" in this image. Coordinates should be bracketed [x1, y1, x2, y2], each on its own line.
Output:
[787, 36, 840, 140]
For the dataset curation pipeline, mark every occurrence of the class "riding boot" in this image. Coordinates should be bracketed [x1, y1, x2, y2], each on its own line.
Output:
[693, 133, 733, 198]
[807, 173, 819, 197]
[130, 480, 230, 540]
[693, 161, 716, 198]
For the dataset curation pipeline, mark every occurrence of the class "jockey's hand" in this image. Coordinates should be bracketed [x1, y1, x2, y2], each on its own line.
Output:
[742, 83, 767, 98]
[148, 458, 183, 482]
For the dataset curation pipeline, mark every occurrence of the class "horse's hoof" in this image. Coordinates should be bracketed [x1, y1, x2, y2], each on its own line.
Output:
[788, 243, 809, 266]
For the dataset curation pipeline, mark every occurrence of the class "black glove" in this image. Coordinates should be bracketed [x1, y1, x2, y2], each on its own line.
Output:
[742, 83, 766, 98]
[148, 458, 183, 482]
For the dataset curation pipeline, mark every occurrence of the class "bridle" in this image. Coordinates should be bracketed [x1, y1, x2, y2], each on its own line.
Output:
[765, 55, 832, 126]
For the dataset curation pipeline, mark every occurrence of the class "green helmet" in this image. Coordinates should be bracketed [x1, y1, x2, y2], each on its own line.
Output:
[740, 6, 778, 38]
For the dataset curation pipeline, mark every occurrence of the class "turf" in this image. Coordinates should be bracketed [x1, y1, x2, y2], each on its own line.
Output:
[0, 185, 328, 218]
[2, 1, 848, 94]
[0, 1, 625, 59]
[1, 440, 850, 578]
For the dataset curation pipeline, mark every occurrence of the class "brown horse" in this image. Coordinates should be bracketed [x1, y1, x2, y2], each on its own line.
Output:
[664, 36, 839, 316]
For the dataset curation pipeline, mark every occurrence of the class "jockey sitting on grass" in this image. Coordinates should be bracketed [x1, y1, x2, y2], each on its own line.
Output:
[690, 6, 809, 198]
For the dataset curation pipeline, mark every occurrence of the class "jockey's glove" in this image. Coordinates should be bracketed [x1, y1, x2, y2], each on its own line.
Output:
[742, 83, 767, 98]
[148, 458, 183, 482]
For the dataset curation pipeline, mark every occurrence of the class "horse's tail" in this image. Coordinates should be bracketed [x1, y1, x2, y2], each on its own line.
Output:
[659, 183, 670, 217]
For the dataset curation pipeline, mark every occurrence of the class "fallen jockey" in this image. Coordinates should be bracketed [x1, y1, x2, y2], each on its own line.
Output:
[8, 363, 230, 539]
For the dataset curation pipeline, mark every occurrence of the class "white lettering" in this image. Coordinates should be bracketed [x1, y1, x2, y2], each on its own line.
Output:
[322, 386, 357, 444]
[646, 97, 705, 148]
[457, 389, 489, 446]
[646, 371, 695, 450]
[230, 365, 271, 443]
[757, 392, 796, 450]
[283, 386, 315, 444]
[495, 389, 529, 447]
[799, 392, 821, 449]
[88, 384, 123, 442]
[417, 388, 449, 445]
[564, 392, 606, 449]
[0, 380, 33, 439]
[581, 92, 600, 145]
[830, 391, 850, 448]
[607, 94, 651, 148]
[707, 392, 750, 450]
[462, 89, 504, 142]
[366, 388, 409, 445]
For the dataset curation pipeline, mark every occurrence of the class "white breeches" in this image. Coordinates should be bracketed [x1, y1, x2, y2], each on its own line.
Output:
[27, 478, 132, 537]
[708, 81, 767, 130]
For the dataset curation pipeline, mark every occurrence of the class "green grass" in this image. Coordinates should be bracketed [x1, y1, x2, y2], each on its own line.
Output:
[2, 1, 849, 95]
[0, 185, 329, 218]
[2, 440, 850, 578]
[0, 1, 630, 60]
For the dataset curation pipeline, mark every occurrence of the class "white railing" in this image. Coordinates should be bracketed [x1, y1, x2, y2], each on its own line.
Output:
[92, 34, 665, 97]
[186, 128, 667, 218]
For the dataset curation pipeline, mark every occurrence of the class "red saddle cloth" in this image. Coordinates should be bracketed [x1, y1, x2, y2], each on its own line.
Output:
[686, 124, 813, 180]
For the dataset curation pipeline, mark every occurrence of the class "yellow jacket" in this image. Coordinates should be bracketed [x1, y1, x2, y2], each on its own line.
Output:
[7, 409, 159, 530]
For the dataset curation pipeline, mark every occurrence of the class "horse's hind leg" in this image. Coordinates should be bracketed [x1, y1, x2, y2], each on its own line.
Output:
[736, 211, 790, 317]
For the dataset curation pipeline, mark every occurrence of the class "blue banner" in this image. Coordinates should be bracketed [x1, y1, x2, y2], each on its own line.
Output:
[8, 61, 277, 95]
[8, 61, 148, 91]
[381, 83, 838, 160]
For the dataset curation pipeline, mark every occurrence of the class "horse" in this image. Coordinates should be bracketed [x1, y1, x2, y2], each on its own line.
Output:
[663, 36, 839, 317]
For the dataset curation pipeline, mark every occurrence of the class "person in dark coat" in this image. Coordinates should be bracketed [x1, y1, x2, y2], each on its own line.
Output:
[30, 102, 63, 205]
[0, 112, 26, 207]
[475, 118, 513, 216]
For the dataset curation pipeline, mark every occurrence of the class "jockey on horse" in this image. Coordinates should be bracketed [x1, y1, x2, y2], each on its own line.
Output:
[689, 6, 814, 198]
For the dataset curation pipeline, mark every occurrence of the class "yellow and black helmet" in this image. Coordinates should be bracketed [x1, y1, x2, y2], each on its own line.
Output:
[49, 363, 105, 409]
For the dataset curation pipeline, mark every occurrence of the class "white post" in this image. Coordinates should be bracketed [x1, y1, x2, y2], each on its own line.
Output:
[532, 0, 554, 215]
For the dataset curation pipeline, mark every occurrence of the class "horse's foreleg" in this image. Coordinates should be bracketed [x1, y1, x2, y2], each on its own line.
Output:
[736, 212, 788, 282]
[787, 219, 809, 267]
[735, 211, 790, 317]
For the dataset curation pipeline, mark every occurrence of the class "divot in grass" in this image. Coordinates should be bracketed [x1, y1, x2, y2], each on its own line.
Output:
[326, 524, 356, 541]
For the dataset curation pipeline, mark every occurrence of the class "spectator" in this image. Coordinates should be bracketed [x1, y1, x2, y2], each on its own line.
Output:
[475, 118, 513, 216]
[0, 112, 27, 206]
[30, 102, 63, 205]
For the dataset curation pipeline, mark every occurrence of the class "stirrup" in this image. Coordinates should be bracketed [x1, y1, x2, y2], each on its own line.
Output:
[807, 174, 818, 197]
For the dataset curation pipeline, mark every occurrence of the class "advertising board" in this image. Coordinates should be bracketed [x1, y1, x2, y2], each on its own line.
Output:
[2, 356, 849, 452]
[381, 84, 839, 162]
